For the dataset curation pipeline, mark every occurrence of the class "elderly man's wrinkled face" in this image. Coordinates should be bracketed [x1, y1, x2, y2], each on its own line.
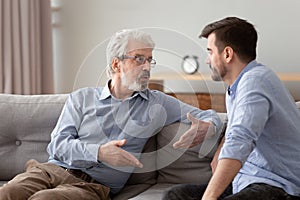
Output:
[120, 40, 153, 91]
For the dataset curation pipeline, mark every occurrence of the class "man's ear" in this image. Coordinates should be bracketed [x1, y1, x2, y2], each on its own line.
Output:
[223, 46, 233, 63]
[111, 58, 120, 72]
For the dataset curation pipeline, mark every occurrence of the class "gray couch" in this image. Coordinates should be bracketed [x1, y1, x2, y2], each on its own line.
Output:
[0, 93, 229, 199]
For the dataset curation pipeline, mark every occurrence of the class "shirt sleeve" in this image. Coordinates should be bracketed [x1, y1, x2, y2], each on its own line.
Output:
[47, 91, 99, 168]
[219, 75, 271, 163]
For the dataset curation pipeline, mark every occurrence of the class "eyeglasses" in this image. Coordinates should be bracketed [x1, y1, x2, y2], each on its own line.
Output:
[119, 55, 156, 67]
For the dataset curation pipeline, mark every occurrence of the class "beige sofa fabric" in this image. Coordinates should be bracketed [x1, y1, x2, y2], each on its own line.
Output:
[0, 94, 68, 180]
[156, 122, 214, 184]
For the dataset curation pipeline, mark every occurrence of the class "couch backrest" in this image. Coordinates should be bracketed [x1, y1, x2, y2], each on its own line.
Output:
[125, 112, 228, 186]
[0, 94, 68, 180]
[155, 114, 228, 185]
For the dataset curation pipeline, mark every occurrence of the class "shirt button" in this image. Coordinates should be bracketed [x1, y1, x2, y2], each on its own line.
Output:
[15, 140, 22, 146]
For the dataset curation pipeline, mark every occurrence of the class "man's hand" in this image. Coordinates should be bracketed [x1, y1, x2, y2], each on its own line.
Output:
[173, 113, 216, 149]
[98, 139, 143, 168]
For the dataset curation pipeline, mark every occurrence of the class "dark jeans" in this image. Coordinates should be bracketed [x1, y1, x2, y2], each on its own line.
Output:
[162, 183, 300, 200]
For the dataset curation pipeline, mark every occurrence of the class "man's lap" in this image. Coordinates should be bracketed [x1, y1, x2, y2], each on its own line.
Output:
[163, 183, 299, 200]
[162, 184, 232, 200]
[225, 183, 300, 200]
[0, 160, 110, 200]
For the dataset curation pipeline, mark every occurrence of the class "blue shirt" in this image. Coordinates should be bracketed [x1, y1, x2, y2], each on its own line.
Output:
[220, 60, 300, 196]
[47, 81, 222, 194]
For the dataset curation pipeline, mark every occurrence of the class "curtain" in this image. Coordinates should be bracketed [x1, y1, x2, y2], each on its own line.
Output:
[0, 0, 54, 94]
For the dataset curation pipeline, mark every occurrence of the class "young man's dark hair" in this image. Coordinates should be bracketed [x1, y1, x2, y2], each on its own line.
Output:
[200, 17, 257, 63]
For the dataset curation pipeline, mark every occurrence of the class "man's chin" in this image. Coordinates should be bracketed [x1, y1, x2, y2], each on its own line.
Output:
[212, 76, 222, 81]
[210, 73, 222, 81]
[128, 82, 148, 92]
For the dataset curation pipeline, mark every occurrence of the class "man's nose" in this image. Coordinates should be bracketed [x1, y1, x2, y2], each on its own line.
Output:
[205, 56, 210, 64]
[142, 62, 151, 71]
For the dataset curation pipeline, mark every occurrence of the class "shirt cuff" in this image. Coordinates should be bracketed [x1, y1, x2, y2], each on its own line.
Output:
[86, 143, 101, 163]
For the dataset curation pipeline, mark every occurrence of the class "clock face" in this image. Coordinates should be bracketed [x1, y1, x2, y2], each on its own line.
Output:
[182, 56, 199, 74]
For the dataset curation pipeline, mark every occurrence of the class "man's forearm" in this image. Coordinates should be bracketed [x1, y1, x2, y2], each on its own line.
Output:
[202, 158, 242, 200]
[211, 136, 225, 173]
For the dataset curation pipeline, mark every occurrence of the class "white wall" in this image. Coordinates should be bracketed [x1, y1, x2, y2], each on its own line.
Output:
[52, 0, 300, 93]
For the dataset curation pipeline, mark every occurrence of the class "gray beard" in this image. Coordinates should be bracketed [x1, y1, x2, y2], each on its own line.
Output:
[121, 73, 149, 91]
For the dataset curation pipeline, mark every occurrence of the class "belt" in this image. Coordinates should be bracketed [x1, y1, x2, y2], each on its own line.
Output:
[61, 167, 99, 184]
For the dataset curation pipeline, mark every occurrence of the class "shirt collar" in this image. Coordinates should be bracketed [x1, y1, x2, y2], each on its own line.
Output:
[132, 90, 149, 100]
[99, 80, 149, 101]
[99, 80, 112, 100]
[227, 60, 258, 96]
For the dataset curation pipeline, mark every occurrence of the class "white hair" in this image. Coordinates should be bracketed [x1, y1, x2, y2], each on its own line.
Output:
[106, 29, 155, 78]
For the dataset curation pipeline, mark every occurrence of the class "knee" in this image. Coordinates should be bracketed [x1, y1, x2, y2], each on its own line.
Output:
[0, 184, 28, 200]
[0, 185, 13, 199]
[163, 184, 205, 200]
[162, 185, 186, 200]
[162, 189, 178, 200]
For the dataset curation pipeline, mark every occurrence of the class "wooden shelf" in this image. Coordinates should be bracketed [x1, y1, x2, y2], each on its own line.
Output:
[277, 73, 300, 81]
[151, 72, 211, 81]
[167, 92, 226, 113]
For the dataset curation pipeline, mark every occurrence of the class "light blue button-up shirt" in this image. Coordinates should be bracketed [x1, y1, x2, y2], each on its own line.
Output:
[47, 81, 222, 194]
[220, 60, 300, 196]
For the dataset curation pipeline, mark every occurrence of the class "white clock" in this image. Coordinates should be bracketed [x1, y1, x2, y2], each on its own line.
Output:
[181, 55, 199, 74]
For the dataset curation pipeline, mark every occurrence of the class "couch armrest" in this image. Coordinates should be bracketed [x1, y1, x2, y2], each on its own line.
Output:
[296, 101, 300, 110]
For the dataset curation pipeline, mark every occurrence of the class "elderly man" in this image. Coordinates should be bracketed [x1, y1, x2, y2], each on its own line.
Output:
[0, 29, 221, 200]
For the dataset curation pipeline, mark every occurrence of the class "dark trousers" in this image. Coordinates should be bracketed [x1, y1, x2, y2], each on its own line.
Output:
[163, 183, 300, 200]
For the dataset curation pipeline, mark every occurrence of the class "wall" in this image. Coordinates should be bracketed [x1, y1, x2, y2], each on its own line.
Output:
[51, 0, 300, 94]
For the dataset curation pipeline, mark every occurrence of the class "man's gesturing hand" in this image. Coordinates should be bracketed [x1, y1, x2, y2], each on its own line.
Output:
[98, 139, 143, 168]
[173, 113, 215, 149]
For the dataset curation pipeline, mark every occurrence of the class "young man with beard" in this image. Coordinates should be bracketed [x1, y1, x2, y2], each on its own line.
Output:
[163, 17, 300, 200]
[0, 29, 222, 200]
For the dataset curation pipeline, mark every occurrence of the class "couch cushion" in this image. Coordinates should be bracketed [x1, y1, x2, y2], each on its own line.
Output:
[113, 135, 158, 200]
[128, 183, 176, 200]
[0, 94, 68, 180]
[125, 135, 157, 185]
[156, 122, 219, 185]
[111, 183, 154, 200]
